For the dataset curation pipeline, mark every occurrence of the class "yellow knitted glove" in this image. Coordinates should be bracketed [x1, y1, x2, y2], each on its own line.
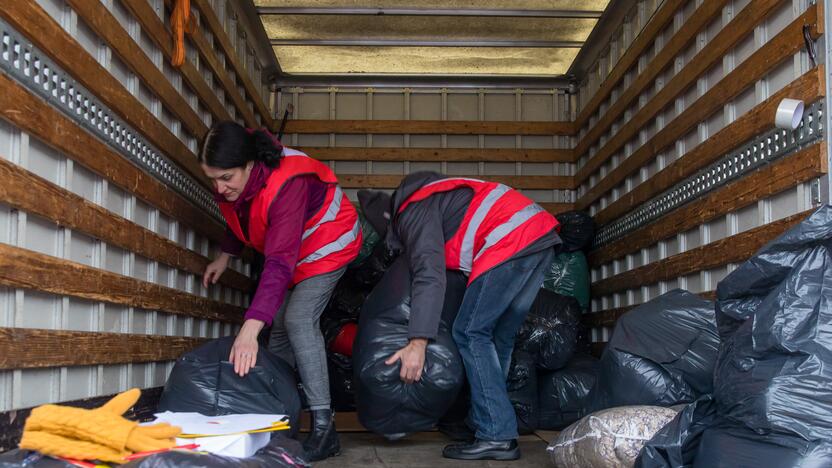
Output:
[19, 389, 181, 462]
[19, 431, 130, 463]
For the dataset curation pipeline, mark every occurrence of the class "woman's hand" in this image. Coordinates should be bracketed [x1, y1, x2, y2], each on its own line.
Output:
[203, 252, 232, 288]
[385, 338, 428, 384]
[230, 319, 265, 377]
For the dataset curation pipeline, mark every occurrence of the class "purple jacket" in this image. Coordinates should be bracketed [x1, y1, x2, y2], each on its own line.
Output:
[218, 161, 327, 325]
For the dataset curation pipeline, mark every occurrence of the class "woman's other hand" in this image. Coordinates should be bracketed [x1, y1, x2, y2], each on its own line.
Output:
[203, 252, 232, 288]
[229, 319, 265, 377]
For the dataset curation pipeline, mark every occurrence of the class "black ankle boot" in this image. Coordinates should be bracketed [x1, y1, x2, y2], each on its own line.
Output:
[302, 409, 340, 461]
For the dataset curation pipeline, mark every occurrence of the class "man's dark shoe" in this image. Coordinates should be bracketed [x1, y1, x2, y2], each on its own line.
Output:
[302, 409, 341, 461]
[442, 438, 520, 460]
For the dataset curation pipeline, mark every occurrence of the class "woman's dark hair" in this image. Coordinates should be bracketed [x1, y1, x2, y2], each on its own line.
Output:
[198, 121, 283, 169]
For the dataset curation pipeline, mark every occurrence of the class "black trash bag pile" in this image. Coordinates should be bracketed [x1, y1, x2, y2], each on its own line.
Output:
[507, 350, 539, 435]
[158, 337, 301, 435]
[538, 354, 599, 430]
[588, 289, 719, 411]
[554, 211, 595, 252]
[516, 290, 581, 371]
[354, 256, 467, 439]
[636, 206, 832, 468]
[123, 434, 309, 468]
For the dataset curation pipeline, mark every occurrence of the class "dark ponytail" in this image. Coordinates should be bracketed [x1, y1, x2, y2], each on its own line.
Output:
[198, 121, 284, 169]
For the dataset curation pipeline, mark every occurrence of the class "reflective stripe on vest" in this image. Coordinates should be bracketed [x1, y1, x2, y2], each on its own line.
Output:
[303, 185, 342, 241]
[217, 148, 360, 285]
[298, 218, 360, 265]
[398, 177, 557, 283]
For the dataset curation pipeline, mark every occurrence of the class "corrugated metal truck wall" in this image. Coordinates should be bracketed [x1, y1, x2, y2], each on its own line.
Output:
[277, 88, 575, 212]
[0, 0, 270, 449]
[576, 0, 826, 352]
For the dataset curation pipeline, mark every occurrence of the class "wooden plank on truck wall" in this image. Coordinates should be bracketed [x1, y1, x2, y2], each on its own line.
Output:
[338, 174, 574, 190]
[594, 66, 826, 225]
[591, 210, 814, 297]
[0, 329, 209, 369]
[283, 119, 576, 136]
[121, 0, 233, 125]
[68, 0, 208, 140]
[0, 156, 253, 292]
[574, 0, 683, 128]
[589, 143, 827, 267]
[300, 147, 574, 163]
[574, 0, 731, 155]
[577, 10, 822, 210]
[189, 0, 274, 128]
[0, 74, 227, 245]
[0, 243, 244, 323]
[0, 1, 212, 189]
[575, 0, 814, 188]
[160, 0, 258, 128]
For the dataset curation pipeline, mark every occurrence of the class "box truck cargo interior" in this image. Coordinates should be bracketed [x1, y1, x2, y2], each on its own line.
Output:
[0, 0, 831, 466]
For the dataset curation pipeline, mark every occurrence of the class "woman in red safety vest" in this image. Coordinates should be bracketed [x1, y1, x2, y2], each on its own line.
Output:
[199, 121, 359, 461]
[362, 171, 560, 461]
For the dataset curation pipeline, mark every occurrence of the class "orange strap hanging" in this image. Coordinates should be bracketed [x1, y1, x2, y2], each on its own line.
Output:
[171, 0, 194, 67]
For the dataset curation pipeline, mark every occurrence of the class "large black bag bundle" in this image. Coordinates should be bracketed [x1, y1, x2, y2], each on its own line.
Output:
[713, 206, 832, 443]
[507, 350, 539, 434]
[691, 425, 832, 468]
[354, 257, 467, 438]
[538, 354, 598, 430]
[158, 337, 301, 435]
[516, 290, 581, 371]
[554, 211, 595, 252]
[589, 289, 719, 411]
[635, 395, 720, 468]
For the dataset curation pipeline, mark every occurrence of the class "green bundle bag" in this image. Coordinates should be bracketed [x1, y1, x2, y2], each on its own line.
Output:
[542, 251, 590, 309]
[350, 209, 381, 267]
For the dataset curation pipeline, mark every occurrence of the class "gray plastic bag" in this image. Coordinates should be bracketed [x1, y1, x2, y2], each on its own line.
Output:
[714, 205, 832, 442]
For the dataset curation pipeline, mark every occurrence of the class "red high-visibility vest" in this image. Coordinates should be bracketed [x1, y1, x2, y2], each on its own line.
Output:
[218, 148, 361, 286]
[398, 177, 558, 283]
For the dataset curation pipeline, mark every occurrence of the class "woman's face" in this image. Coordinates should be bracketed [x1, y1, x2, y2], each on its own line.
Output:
[202, 161, 253, 202]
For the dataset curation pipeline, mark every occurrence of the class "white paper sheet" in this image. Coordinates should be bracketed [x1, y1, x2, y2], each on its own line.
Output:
[152, 411, 288, 436]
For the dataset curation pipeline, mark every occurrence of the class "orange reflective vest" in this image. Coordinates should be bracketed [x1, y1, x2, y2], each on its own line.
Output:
[218, 148, 361, 286]
[398, 178, 558, 283]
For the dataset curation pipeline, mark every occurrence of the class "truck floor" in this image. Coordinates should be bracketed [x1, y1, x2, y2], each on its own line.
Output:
[314, 432, 552, 467]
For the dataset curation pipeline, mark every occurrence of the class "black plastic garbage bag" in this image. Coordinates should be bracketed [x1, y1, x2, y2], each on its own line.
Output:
[691, 424, 832, 468]
[158, 337, 301, 435]
[123, 434, 310, 468]
[542, 251, 590, 309]
[354, 256, 467, 438]
[323, 282, 367, 322]
[516, 290, 581, 371]
[538, 354, 598, 430]
[713, 206, 832, 443]
[349, 241, 397, 288]
[507, 350, 539, 434]
[328, 352, 356, 412]
[555, 211, 595, 252]
[589, 289, 719, 411]
[0, 451, 76, 468]
[635, 395, 720, 468]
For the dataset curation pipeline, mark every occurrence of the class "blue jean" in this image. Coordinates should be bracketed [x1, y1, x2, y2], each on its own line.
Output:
[452, 248, 554, 441]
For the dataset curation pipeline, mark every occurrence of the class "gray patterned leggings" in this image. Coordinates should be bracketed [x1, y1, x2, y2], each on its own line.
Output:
[268, 267, 346, 410]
